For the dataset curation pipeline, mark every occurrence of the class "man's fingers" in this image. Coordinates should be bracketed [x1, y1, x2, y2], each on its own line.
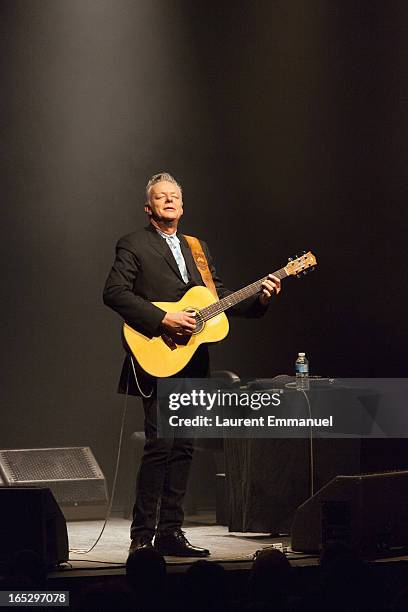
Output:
[183, 324, 196, 332]
[181, 313, 196, 331]
[163, 311, 197, 336]
[262, 282, 277, 292]
[185, 314, 196, 322]
[261, 276, 281, 298]
[183, 314, 196, 325]
[266, 275, 281, 294]
[270, 274, 281, 293]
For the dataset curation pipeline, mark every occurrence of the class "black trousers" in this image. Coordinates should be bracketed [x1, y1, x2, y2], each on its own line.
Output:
[130, 346, 209, 540]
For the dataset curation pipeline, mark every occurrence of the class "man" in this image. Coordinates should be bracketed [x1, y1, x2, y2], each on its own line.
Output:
[103, 172, 281, 557]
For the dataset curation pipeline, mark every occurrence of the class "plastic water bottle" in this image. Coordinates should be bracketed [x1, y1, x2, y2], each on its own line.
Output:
[295, 352, 309, 390]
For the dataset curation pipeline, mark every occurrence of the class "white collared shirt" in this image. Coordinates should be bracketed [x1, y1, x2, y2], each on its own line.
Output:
[156, 228, 189, 283]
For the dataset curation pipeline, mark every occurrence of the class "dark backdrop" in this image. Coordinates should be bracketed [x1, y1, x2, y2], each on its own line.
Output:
[1, 0, 407, 508]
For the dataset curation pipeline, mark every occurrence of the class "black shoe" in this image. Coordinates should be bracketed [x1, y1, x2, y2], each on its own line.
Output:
[128, 535, 153, 554]
[154, 529, 210, 557]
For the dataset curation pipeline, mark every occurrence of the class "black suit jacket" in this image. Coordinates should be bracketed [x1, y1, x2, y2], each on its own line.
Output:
[103, 224, 266, 394]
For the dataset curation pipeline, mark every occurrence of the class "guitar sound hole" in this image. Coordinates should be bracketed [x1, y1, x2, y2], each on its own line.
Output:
[184, 308, 205, 335]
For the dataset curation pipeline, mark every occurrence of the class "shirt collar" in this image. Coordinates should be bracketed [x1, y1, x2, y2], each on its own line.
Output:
[155, 227, 179, 242]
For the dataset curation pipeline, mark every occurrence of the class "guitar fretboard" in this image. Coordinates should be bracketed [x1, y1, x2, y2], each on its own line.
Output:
[200, 267, 288, 322]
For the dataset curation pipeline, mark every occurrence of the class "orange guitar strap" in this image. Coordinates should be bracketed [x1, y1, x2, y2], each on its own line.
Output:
[183, 235, 219, 300]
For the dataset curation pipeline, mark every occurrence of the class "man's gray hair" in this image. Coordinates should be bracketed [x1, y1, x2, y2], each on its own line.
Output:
[145, 172, 182, 203]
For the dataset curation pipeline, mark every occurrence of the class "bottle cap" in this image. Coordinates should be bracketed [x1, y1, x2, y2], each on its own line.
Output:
[298, 352, 305, 356]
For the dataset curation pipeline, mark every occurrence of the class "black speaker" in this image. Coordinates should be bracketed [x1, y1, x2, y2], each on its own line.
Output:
[0, 447, 108, 520]
[291, 470, 408, 557]
[0, 487, 69, 568]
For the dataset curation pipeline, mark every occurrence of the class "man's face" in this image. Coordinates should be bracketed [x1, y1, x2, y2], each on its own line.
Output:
[145, 180, 183, 224]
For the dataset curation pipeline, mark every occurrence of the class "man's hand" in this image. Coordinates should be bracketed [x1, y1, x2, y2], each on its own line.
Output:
[161, 311, 196, 336]
[259, 274, 281, 306]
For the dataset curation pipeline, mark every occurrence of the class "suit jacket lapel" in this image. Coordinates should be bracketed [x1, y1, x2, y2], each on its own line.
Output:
[146, 224, 185, 282]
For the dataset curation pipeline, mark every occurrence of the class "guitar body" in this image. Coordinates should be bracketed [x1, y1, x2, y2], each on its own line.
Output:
[122, 252, 317, 378]
[123, 285, 229, 378]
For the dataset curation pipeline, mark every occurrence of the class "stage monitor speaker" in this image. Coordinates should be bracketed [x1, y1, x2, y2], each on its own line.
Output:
[291, 470, 408, 557]
[0, 486, 69, 568]
[0, 447, 108, 520]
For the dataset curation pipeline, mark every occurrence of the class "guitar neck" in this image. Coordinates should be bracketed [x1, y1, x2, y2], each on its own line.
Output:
[199, 266, 289, 321]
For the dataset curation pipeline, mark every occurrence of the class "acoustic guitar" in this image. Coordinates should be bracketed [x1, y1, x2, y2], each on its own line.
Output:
[123, 251, 317, 377]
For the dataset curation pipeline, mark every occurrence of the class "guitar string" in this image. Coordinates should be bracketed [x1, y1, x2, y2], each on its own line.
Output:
[199, 268, 287, 322]
[199, 256, 314, 321]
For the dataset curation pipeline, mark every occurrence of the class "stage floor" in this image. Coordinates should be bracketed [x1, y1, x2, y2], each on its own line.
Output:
[48, 514, 408, 580]
[53, 515, 315, 576]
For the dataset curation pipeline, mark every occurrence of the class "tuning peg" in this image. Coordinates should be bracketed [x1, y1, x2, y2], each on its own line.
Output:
[288, 257, 293, 262]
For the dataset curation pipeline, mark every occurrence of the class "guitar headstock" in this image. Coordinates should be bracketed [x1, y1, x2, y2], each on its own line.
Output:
[285, 251, 317, 277]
